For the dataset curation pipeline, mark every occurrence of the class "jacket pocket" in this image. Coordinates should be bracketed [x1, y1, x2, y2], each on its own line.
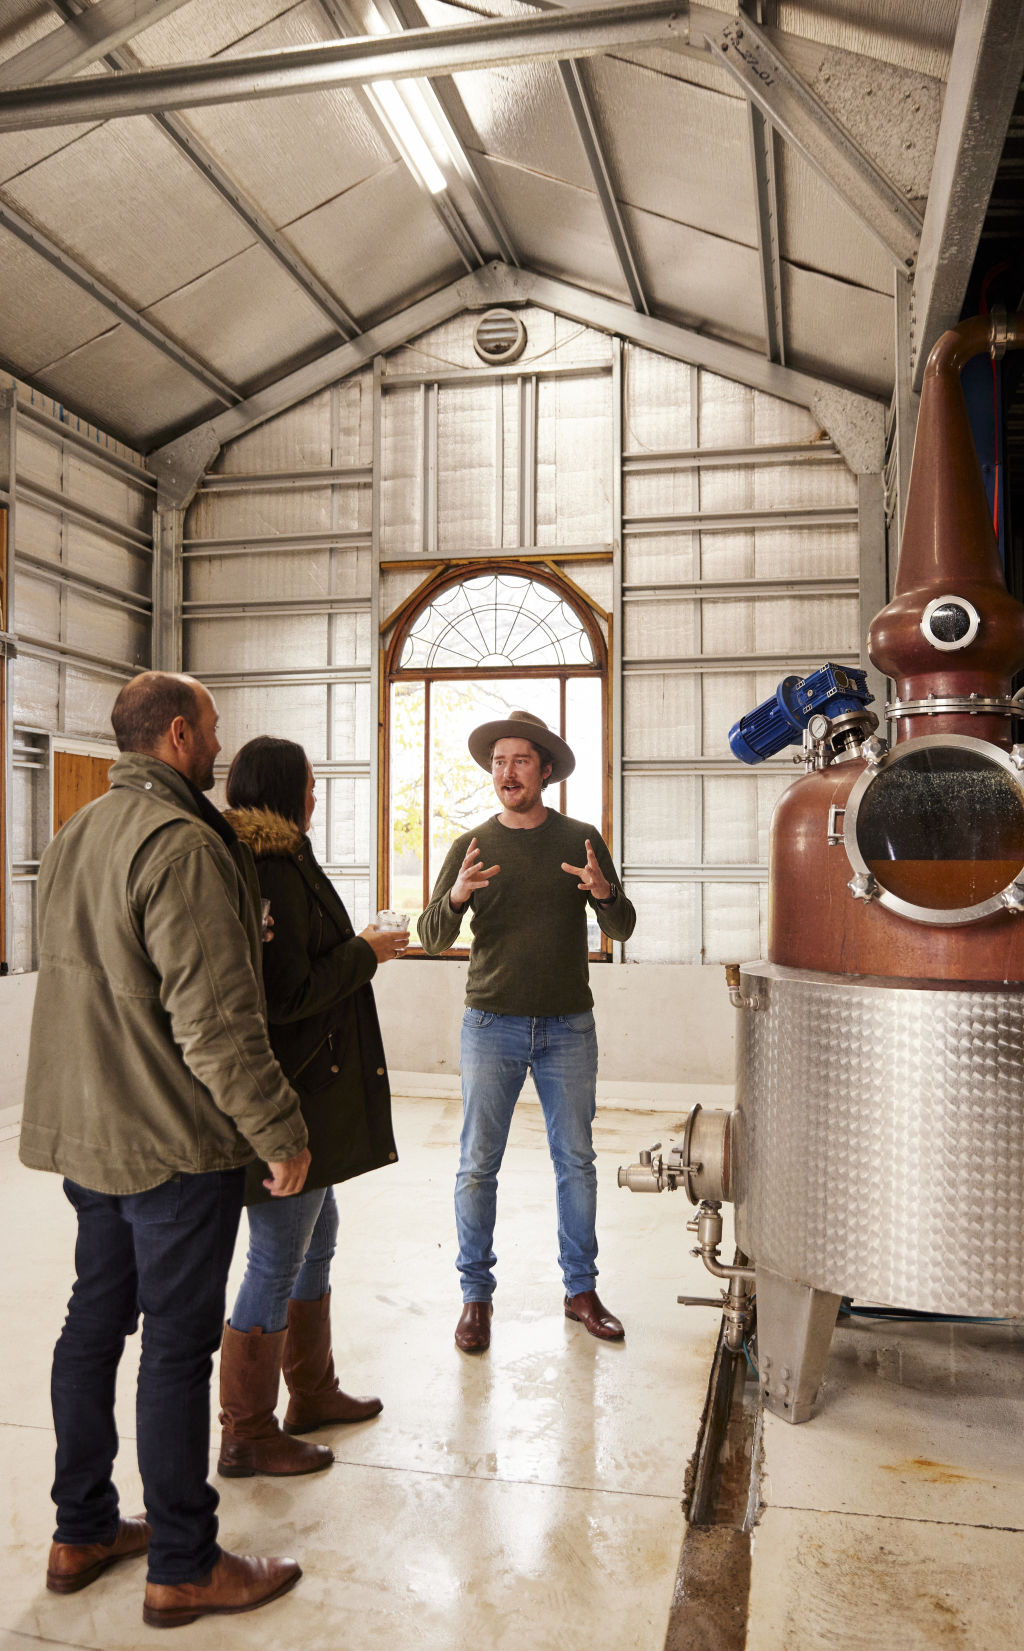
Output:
[292, 1030, 349, 1093]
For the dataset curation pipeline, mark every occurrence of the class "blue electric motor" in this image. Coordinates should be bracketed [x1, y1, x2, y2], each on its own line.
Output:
[729, 663, 874, 765]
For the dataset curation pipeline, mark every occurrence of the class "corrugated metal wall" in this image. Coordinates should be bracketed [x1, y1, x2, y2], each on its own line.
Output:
[5, 381, 154, 968]
[182, 306, 862, 959]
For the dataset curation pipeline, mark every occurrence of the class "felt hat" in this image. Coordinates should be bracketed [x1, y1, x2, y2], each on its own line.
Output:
[467, 709, 575, 783]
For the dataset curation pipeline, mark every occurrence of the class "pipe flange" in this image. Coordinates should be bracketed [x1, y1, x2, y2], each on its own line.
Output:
[887, 695, 1018, 719]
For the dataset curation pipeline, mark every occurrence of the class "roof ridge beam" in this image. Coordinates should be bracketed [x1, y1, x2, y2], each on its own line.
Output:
[0, 1, 687, 130]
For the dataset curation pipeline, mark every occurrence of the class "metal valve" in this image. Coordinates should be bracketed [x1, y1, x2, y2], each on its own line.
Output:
[1001, 882, 1024, 913]
[848, 871, 878, 901]
[619, 1105, 733, 1204]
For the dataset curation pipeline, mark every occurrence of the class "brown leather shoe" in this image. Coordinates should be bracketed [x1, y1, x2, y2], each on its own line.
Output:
[46, 1515, 151, 1594]
[564, 1290, 625, 1341]
[142, 1549, 301, 1628]
[454, 1301, 492, 1353]
[281, 1293, 382, 1433]
[218, 1323, 333, 1477]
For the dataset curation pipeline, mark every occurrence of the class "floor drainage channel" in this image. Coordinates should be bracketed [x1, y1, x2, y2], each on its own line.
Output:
[665, 1305, 761, 1651]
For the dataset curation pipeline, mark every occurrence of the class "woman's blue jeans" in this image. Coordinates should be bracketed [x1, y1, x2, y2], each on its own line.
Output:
[51, 1169, 244, 1584]
[456, 1009, 599, 1303]
[229, 1184, 339, 1334]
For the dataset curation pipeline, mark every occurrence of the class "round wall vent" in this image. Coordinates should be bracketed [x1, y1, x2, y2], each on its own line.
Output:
[473, 308, 527, 364]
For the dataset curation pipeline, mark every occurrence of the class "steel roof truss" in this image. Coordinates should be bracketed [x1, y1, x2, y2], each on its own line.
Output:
[43, 0, 359, 337]
[706, 14, 922, 270]
[0, 1, 688, 130]
[0, 0, 196, 90]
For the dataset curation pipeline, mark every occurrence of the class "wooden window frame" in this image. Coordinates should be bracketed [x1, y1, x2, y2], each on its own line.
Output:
[380, 561, 611, 957]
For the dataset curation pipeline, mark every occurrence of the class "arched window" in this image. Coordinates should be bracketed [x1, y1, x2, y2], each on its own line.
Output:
[383, 564, 608, 949]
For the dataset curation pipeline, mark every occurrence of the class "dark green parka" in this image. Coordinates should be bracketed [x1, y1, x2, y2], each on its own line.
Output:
[226, 806, 398, 1205]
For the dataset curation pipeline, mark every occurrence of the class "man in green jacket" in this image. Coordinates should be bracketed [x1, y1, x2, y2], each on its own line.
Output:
[20, 671, 310, 1629]
[417, 710, 635, 1355]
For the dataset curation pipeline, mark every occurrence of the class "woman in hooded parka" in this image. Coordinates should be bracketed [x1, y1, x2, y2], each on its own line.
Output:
[217, 734, 405, 1477]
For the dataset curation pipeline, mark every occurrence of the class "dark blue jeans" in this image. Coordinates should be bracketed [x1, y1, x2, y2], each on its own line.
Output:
[51, 1168, 245, 1584]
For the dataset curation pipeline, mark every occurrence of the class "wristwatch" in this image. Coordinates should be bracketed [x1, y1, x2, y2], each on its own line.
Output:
[593, 883, 618, 908]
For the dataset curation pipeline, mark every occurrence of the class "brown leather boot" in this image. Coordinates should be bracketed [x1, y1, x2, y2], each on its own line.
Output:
[281, 1293, 382, 1433]
[217, 1323, 333, 1477]
[142, 1549, 301, 1627]
[46, 1516, 151, 1594]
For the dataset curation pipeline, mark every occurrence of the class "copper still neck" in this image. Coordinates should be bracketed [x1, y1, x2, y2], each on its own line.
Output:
[868, 312, 1024, 746]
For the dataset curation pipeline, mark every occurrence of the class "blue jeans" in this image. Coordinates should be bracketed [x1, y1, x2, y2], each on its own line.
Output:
[51, 1169, 244, 1584]
[229, 1185, 339, 1334]
[456, 1009, 599, 1302]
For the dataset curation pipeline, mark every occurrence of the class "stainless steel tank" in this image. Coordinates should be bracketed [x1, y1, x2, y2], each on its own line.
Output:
[621, 312, 1024, 1422]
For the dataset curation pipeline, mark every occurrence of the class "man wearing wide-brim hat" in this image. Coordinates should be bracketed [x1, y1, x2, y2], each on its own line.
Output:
[418, 709, 635, 1353]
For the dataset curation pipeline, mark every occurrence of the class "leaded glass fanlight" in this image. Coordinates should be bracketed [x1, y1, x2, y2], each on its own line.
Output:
[399, 575, 595, 670]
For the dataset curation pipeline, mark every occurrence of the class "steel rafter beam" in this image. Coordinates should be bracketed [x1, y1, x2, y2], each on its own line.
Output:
[44, 0, 359, 337]
[558, 58, 648, 314]
[152, 263, 885, 491]
[0, 201, 240, 406]
[0, 0, 195, 89]
[911, 0, 1024, 387]
[706, 14, 921, 270]
[318, 0, 484, 271]
[747, 102, 784, 363]
[0, 1, 686, 130]
[378, 0, 519, 265]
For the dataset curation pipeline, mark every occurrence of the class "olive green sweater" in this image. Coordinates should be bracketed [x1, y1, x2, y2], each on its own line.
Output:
[417, 811, 635, 1015]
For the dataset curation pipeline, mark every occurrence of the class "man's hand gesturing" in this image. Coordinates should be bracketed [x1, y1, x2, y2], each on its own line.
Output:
[450, 836, 500, 912]
[561, 838, 611, 901]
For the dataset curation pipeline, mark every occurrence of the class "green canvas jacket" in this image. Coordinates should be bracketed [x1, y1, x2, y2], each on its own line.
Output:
[19, 753, 308, 1195]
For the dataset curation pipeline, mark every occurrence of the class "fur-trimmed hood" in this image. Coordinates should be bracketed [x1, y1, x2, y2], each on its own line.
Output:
[224, 805, 306, 859]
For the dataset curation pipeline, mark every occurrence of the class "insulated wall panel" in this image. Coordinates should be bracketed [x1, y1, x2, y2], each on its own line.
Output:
[437, 382, 500, 553]
[187, 548, 370, 604]
[703, 881, 765, 964]
[381, 387, 423, 557]
[624, 882, 701, 963]
[327, 775, 372, 866]
[536, 375, 612, 545]
[624, 774, 700, 865]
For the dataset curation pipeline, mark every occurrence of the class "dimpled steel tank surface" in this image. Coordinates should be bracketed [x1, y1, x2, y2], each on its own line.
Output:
[733, 313, 1024, 1422]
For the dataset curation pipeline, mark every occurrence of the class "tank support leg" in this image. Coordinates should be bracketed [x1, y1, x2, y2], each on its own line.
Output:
[755, 1267, 841, 1424]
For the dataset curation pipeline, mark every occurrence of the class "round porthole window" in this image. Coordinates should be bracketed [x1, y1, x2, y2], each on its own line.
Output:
[473, 309, 527, 364]
[843, 733, 1024, 925]
[921, 594, 980, 651]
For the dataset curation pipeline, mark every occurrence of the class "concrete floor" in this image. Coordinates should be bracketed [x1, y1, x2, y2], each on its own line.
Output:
[0, 1096, 713, 1651]
[748, 1310, 1024, 1651]
[2, 1093, 1023, 1650]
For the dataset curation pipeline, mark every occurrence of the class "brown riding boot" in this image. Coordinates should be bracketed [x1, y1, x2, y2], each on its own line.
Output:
[281, 1293, 382, 1433]
[217, 1323, 334, 1477]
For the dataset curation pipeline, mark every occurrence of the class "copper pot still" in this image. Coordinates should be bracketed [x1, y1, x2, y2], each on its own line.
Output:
[771, 313, 1024, 977]
[617, 314, 1024, 1428]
